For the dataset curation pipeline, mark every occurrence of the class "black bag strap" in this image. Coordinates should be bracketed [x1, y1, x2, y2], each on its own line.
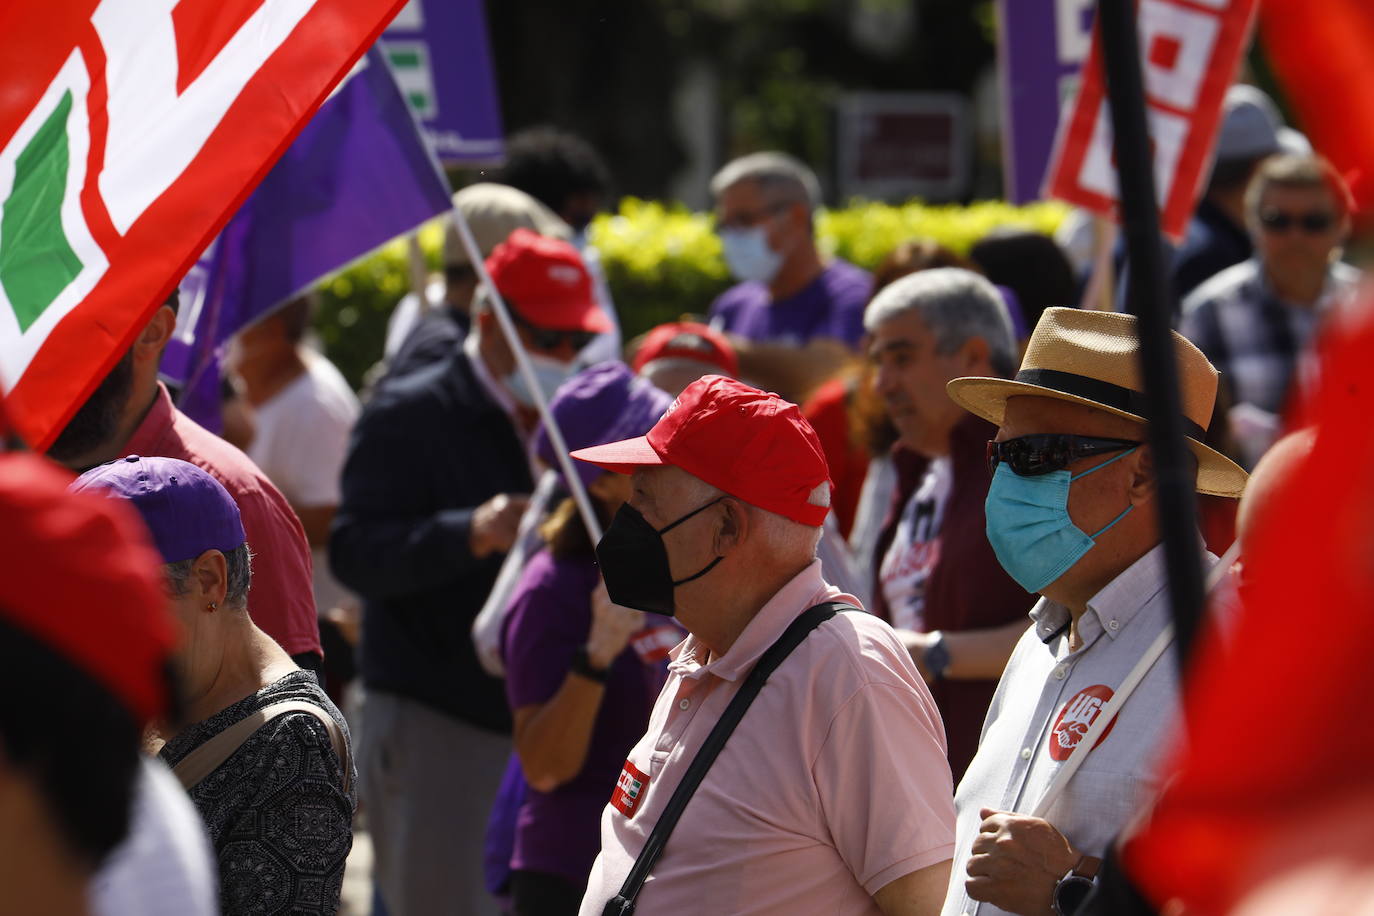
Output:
[601, 600, 857, 916]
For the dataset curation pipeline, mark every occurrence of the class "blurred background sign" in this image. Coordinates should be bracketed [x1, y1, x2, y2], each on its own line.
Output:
[997, 0, 1096, 203]
[380, 0, 504, 164]
[836, 92, 969, 201]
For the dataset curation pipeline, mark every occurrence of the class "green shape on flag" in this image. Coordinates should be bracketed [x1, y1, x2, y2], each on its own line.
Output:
[0, 90, 84, 332]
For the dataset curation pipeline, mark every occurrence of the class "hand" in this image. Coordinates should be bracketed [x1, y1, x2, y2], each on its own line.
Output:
[898, 628, 938, 684]
[965, 809, 1079, 916]
[469, 493, 530, 558]
[586, 579, 644, 670]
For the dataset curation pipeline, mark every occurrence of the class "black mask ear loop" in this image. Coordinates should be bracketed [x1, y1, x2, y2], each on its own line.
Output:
[659, 496, 727, 587]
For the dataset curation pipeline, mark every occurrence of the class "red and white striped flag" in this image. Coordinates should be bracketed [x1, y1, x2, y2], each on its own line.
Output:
[0, 0, 406, 449]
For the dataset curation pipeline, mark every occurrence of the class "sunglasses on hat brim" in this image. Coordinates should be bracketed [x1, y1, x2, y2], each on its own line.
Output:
[987, 435, 1142, 477]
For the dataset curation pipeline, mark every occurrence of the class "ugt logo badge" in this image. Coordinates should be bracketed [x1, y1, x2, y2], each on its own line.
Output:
[611, 760, 649, 818]
[1049, 684, 1116, 762]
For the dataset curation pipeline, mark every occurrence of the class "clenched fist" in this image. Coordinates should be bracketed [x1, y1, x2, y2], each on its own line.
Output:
[586, 579, 645, 670]
[469, 493, 531, 558]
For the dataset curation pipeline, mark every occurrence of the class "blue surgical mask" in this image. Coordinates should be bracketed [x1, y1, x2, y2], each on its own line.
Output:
[505, 354, 572, 408]
[984, 447, 1138, 593]
[719, 227, 783, 284]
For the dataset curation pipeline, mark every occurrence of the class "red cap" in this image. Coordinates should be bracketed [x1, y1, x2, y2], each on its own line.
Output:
[0, 454, 176, 725]
[571, 375, 831, 526]
[485, 227, 613, 333]
[631, 321, 738, 377]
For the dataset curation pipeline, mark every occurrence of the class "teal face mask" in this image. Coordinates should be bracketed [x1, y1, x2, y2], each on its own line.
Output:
[984, 447, 1138, 593]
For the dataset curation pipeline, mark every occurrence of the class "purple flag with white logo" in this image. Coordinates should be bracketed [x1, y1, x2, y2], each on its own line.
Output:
[162, 47, 454, 430]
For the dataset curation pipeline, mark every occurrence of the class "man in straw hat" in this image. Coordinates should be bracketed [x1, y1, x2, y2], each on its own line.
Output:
[935, 307, 1247, 916]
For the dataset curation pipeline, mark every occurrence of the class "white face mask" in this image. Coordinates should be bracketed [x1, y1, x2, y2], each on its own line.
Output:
[505, 353, 573, 407]
[719, 226, 784, 284]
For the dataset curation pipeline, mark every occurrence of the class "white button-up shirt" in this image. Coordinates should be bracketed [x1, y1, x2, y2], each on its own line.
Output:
[941, 544, 1215, 916]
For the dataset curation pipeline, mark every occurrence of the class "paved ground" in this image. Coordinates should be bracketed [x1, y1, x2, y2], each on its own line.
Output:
[341, 828, 373, 916]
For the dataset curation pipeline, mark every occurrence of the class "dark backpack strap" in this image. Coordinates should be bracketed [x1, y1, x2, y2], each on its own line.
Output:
[601, 601, 857, 916]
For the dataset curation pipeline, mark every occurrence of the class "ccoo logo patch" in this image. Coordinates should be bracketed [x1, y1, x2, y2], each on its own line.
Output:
[1048, 684, 1116, 762]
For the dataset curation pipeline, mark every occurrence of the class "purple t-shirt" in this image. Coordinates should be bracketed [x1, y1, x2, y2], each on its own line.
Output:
[501, 548, 663, 885]
[708, 258, 872, 348]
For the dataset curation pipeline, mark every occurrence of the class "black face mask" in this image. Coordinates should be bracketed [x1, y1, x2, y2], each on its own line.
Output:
[595, 497, 725, 616]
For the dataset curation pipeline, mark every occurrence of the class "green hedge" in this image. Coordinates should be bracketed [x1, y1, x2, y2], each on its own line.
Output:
[314, 197, 1069, 390]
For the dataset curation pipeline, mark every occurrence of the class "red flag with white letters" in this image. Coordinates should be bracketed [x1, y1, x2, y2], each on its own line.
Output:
[0, 0, 406, 449]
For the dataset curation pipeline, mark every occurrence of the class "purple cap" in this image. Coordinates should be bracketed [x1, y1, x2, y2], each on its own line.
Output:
[71, 456, 246, 564]
[533, 362, 673, 489]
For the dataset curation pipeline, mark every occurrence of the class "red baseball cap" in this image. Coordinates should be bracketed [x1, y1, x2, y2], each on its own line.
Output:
[571, 375, 831, 526]
[631, 321, 738, 377]
[485, 227, 613, 333]
[0, 454, 176, 726]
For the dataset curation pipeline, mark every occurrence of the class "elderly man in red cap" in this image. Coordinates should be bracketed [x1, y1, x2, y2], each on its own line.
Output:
[331, 228, 612, 915]
[571, 375, 954, 916]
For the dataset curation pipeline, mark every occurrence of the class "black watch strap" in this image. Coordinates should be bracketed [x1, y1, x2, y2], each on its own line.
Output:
[571, 647, 610, 683]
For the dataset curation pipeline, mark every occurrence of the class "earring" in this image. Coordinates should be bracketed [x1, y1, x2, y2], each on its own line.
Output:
[207, 602, 217, 611]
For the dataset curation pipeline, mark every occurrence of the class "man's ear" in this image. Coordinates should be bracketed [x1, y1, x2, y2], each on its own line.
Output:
[712, 497, 748, 556]
[1128, 446, 1158, 504]
[133, 305, 177, 365]
[960, 335, 991, 373]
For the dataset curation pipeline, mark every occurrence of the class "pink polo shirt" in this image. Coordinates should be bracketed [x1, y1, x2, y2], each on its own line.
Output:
[124, 384, 321, 658]
[579, 560, 955, 915]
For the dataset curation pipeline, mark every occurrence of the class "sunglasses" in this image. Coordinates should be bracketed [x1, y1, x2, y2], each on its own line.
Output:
[987, 435, 1142, 477]
[511, 309, 597, 352]
[1258, 209, 1336, 234]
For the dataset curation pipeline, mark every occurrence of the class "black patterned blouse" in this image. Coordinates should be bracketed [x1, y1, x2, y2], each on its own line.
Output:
[159, 670, 355, 915]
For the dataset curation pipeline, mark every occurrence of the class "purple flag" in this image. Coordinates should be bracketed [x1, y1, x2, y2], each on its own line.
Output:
[996, 0, 1096, 203]
[162, 48, 454, 430]
[380, 0, 505, 164]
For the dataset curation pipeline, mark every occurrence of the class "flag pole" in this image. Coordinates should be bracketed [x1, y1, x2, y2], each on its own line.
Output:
[448, 206, 605, 544]
[1096, 0, 1206, 665]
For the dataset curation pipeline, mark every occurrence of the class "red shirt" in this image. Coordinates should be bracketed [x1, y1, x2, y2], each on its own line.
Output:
[124, 384, 321, 657]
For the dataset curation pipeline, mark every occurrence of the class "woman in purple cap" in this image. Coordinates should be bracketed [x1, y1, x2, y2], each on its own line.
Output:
[71, 455, 353, 916]
[499, 363, 675, 915]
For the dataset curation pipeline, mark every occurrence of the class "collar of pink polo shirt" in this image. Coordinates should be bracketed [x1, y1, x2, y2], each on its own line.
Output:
[668, 559, 858, 682]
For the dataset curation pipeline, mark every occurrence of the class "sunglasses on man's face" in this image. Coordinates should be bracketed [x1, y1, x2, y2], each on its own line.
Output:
[1259, 209, 1336, 235]
[511, 310, 597, 352]
[987, 435, 1142, 477]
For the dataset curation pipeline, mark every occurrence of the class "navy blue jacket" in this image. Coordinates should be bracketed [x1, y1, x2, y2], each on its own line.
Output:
[331, 349, 530, 732]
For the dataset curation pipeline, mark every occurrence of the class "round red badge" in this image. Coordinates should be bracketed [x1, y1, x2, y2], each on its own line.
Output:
[1048, 684, 1116, 762]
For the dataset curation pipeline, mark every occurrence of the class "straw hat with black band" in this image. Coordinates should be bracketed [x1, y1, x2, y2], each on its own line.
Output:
[946, 307, 1248, 499]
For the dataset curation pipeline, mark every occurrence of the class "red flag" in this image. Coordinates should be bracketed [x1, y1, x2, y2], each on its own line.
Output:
[1261, 0, 1374, 228]
[0, 0, 406, 449]
[1122, 295, 1374, 913]
[1045, 0, 1258, 240]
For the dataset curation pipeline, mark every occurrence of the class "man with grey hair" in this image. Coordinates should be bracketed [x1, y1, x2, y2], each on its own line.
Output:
[865, 268, 1035, 781]
[572, 375, 955, 916]
[707, 152, 872, 396]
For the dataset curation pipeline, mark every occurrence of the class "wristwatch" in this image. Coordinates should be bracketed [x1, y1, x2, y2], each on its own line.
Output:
[1052, 855, 1100, 916]
[922, 631, 951, 681]
[570, 647, 610, 683]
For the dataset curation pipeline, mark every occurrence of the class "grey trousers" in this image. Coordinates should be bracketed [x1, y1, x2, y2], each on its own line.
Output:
[358, 690, 510, 916]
